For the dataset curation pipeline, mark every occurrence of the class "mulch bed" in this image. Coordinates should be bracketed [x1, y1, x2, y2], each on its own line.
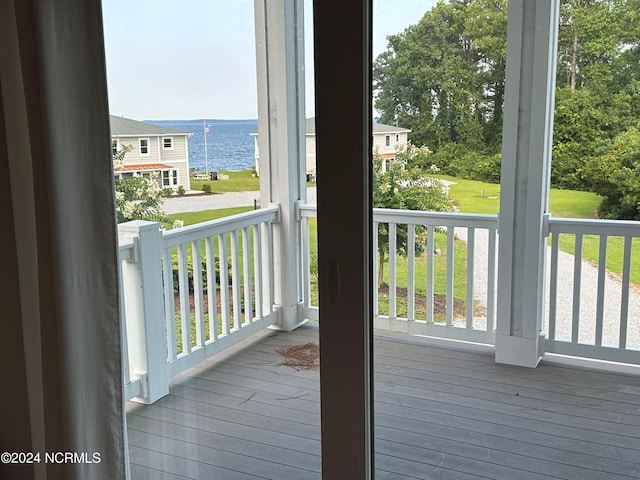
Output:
[173, 287, 252, 316]
[174, 285, 486, 318]
[377, 285, 486, 318]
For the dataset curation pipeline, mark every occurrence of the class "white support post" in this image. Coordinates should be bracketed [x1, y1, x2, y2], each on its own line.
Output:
[118, 221, 169, 403]
[495, 0, 559, 367]
[254, 0, 307, 331]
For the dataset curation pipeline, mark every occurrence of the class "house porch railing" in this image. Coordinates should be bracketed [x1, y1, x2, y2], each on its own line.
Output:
[118, 204, 640, 404]
[118, 206, 279, 404]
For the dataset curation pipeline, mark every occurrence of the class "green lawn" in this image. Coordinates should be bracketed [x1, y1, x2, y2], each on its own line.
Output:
[190, 170, 259, 193]
[189, 169, 316, 194]
[434, 174, 602, 218]
[167, 174, 638, 319]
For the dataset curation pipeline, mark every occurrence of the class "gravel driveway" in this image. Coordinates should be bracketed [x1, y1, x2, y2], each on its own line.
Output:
[456, 228, 640, 350]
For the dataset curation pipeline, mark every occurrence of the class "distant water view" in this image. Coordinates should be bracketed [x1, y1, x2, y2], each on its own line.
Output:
[148, 119, 258, 172]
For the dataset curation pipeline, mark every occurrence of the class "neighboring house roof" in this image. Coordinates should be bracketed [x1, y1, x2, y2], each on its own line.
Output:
[250, 118, 411, 136]
[305, 117, 411, 135]
[116, 163, 175, 172]
[110, 115, 189, 137]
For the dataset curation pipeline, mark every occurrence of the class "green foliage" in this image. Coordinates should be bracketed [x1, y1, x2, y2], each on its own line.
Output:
[373, 152, 456, 287]
[430, 144, 501, 183]
[114, 174, 170, 224]
[161, 187, 174, 197]
[113, 142, 170, 225]
[171, 254, 231, 293]
[177, 185, 186, 196]
[584, 124, 640, 219]
[202, 183, 212, 193]
[373, 0, 507, 151]
[374, 0, 640, 192]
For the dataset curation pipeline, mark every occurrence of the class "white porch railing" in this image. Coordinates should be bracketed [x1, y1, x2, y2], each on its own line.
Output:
[118, 206, 279, 403]
[546, 216, 640, 364]
[118, 205, 640, 406]
[299, 205, 499, 345]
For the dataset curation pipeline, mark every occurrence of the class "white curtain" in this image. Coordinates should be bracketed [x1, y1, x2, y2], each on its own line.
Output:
[0, 0, 125, 479]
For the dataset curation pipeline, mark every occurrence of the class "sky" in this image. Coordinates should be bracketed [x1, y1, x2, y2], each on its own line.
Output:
[102, 0, 438, 120]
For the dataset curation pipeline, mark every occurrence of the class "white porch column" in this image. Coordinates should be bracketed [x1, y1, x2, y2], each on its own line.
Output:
[496, 0, 559, 367]
[254, 0, 307, 331]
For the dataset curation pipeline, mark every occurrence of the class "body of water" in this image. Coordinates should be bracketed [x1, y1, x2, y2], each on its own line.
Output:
[148, 119, 258, 172]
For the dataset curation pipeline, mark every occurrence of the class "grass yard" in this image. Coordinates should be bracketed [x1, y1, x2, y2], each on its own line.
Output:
[434, 174, 602, 218]
[432, 176, 640, 284]
[189, 169, 316, 194]
[166, 174, 638, 320]
[190, 169, 259, 193]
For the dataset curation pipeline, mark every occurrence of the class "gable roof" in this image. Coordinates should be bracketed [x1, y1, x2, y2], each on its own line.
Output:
[305, 117, 410, 135]
[110, 115, 189, 137]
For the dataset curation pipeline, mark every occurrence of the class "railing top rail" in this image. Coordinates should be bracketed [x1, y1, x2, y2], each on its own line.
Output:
[548, 216, 640, 237]
[118, 242, 135, 262]
[374, 208, 498, 228]
[162, 206, 279, 247]
[299, 204, 497, 229]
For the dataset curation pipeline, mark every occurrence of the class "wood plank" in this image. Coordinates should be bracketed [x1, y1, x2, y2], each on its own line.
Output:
[375, 399, 640, 464]
[130, 463, 195, 480]
[375, 415, 640, 478]
[127, 325, 640, 480]
[128, 444, 293, 480]
[128, 418, 320, 473]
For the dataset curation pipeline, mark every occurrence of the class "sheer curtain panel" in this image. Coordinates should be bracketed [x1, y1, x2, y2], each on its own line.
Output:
[0, 0, 125, 478]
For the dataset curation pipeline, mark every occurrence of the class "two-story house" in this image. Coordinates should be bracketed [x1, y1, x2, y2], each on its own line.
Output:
[251, 117, 411, 179]
[110, 115, 191, 191]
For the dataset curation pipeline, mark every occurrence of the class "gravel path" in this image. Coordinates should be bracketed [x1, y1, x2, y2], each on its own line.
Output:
[456, 228, 640, 350]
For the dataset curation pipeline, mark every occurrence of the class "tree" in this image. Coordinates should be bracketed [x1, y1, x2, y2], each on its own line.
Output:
[583, 124, 640, 219]
[113, 143, 170, 224]
[373, 146, 456, 288]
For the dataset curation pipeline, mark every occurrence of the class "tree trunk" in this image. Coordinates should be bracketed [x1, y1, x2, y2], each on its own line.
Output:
[570, 28, 578, 90]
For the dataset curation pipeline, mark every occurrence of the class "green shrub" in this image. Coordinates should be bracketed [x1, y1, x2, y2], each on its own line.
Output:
[202, 183, 212, 193]
[170, 254, 232, 293]
[161, 187, 174, 197]
[177, 185, 186, 196]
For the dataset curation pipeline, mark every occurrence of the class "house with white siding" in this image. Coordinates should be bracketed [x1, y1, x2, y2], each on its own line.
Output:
[251, 117, 410, 179]
[110, 115, 191, 191]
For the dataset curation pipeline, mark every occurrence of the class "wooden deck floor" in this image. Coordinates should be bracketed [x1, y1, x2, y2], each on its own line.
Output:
[126, 324, 640, 480]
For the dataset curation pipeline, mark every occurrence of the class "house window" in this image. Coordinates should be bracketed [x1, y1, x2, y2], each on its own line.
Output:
[112, 138, 118, 156]
[162, 169, 178, 187]
[385, 135, 390, 147]
[396, 134, 399, 143]
[163, 137, 173, 150]
[139, 138, 150, 155]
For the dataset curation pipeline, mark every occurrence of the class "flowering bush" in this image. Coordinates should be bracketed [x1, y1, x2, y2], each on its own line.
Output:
[114, 173, 170, 224]
[373, 149, 456, 287]
[113, 142, 170, 225]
